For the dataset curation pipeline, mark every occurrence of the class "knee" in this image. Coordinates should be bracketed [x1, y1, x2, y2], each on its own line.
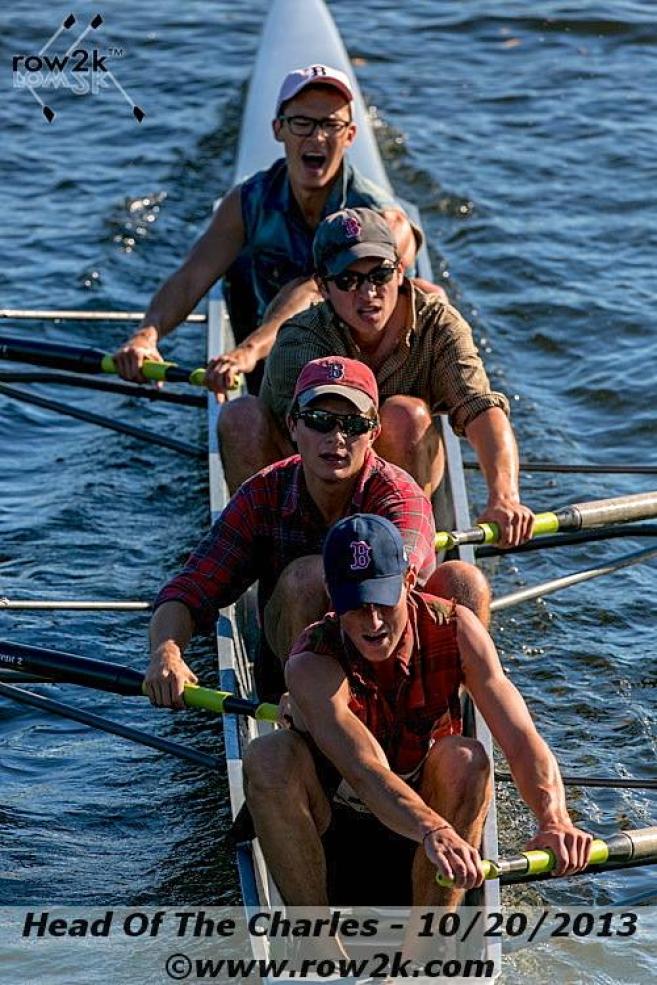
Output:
[433, 735, 491, 793]
[243, 732, 306, 797]
[273, 556, 326, 609]
[217, 395, 262, 441]
[425, 561, 490, 623]
[379, 396, 434, 444]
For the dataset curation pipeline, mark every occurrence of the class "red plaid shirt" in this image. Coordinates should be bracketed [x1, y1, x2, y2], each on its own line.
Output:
[154, 450, 435, 632]
[290, 590, 463, 775]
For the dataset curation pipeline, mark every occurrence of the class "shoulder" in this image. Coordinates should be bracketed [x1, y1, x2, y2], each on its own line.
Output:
[413, 289, 474, 337]
[345, 163, 396, 209]
[287, 615, 345, 691]
[240, 158, 286, 195]
[240, 159, 288, 228]
[280, 299, 337, 334]
[289, 612, 342, 660]
[270, 303, 341, 358]
[413, 590, 458, 626]
[364, 453, 431, 503]
[229, 455, 300, 501]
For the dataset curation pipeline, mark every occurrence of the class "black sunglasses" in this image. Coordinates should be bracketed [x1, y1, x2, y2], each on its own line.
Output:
[324, 263, 397, 293]
[294, 408, 378, 437]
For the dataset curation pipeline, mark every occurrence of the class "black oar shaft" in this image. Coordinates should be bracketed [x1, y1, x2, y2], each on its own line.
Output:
[0, 335, 107, 373]
[0, 682, 220, 770]
[0, 369, 205, 407]
[0, 640, 144, 696]
[0, 382, 204, 458]
[465, 460, 657, 476]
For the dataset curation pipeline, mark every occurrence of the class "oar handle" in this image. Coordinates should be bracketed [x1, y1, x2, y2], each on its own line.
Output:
[435, 512, 559, 551]
[0, 640, 277, 721]
[100, 354, 207, 387]
[436, 838, 610, 887]
[435, 491, 657, 551]
[179, 683, 278, 721]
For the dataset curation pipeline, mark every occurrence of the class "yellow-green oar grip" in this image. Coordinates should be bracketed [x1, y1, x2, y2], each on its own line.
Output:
[182, 683, 228, 713]
[101, 354, 117, 373]
[189, 368, 208, 386]
[532, 512, 560, 537]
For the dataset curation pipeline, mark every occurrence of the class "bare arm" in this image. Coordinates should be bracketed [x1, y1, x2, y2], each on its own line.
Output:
[114, 186, 246, 382]
[287, 650, 483, 885]
[457, 605, 592, 874]
[205, 275, 323, 394]
[144, 600, 198, 709]
[465, 406, 534, 547]
[382, 207, 417, 270]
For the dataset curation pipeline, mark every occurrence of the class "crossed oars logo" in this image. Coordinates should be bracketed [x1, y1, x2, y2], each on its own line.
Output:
[14, 13, 145, 124]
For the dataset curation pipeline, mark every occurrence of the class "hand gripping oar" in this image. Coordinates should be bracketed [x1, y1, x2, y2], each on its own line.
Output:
[435, 490, 657, 550]
[0, 640, 278, 722]
[0, 334, 207, 386]
[436, 827, 657, 887]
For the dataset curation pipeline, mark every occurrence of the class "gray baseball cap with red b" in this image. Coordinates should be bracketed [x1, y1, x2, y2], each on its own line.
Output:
[313, 208, 397, 277]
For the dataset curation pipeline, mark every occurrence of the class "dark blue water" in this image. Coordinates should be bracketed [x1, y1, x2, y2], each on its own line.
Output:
[1, 3, 656, 981]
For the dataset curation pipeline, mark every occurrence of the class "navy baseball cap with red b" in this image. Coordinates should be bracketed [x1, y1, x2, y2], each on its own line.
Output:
[323, 514, 409, 615]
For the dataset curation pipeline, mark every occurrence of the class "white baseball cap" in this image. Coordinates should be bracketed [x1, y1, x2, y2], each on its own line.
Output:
[275, 64, 354, 115]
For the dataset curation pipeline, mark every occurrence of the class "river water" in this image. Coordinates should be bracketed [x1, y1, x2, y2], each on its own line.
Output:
[1, 2, 656, 983]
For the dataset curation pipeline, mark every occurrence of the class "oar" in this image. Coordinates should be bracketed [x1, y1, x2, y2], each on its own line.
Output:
[1, 597, 149, 611]
[0, 334, 206, 386]
[0, 369, 205, 407]
[0, 382, 204, 459]
[464, 460, 657, 476]
[0, 640, 278, 722]
[477, 523, 657, 557]
[0, 308, 206, 323]
[490, 544, 657, 612]
[436, 827, 657, 887]
[435, 491, 657, 550]
[495, 771, 657, 791]
[0, 681, 220, 770]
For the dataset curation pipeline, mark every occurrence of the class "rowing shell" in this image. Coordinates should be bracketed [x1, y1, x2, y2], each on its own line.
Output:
[206, 0, 501, 978]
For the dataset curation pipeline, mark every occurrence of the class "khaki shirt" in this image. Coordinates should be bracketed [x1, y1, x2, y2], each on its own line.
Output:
[260, 282, 510, 436]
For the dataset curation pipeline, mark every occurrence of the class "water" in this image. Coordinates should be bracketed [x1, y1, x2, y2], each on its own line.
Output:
[1, 2, 656, 982]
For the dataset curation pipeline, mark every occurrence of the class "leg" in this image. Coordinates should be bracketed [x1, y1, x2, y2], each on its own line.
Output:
[263, 556, 328, 661]
[425, 561, 491, 628]
[217, 395, 293, 493]
[243, 730, 332, 904]
[376, 396, 444, 496]
[412, 736, 492, 907]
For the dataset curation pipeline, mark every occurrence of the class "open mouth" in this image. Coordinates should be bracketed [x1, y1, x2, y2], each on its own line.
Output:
[362, 630, 388, 645]
[301, 152, 327, 171]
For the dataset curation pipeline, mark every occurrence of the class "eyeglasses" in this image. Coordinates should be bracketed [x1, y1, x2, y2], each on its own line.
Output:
[294, 408, 378, 437]
[324, 263, 397, 293]
[278, 114, 350, 137]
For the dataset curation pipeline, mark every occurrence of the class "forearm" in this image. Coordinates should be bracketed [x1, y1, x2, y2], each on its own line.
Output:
[345, 758, 448, 844]
[149, 600, 195, 659]
[240, 277, 322, 362]
[137, 265, 208, 343]
[509, 734, 570, 828]
[466, 407, 520, 502]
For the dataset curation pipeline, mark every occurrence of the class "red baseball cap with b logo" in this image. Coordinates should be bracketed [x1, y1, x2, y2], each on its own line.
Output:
[292, 356, 379, 415]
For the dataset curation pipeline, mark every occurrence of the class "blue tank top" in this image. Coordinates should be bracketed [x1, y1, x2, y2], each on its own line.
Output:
[240, 157, 395, 318]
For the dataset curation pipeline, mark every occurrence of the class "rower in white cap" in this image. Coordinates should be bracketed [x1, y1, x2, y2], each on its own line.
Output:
[114, 63, 439, 392]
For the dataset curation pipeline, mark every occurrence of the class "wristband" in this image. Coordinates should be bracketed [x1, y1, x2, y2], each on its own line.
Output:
[422, 823, 451, 845]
